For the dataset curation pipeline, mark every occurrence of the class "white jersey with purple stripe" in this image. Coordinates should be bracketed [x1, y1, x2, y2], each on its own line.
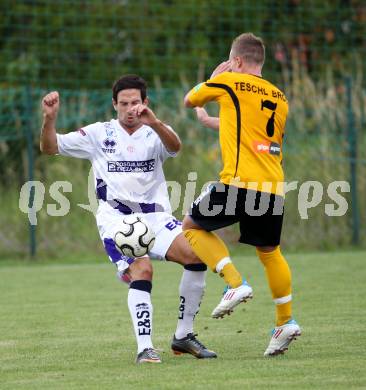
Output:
[56, 119, 181, 270]
[56, 119, 176, 214]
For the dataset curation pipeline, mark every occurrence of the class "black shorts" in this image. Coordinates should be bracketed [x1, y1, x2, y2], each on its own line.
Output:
[189, 182, 284, 247]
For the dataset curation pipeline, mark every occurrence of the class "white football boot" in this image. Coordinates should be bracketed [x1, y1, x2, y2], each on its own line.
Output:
[264, 319, 302, 356]
[211, 282, 253, 319]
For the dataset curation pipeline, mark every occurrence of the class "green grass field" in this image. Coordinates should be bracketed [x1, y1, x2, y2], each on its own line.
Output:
[1, 251, 365, 389]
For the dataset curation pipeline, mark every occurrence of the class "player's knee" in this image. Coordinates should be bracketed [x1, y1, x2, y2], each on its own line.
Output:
[256, 245, 282, 266]
[168, 243, 203, 266]
[129, 259, 153, 281]
[182, 215, 200, 231]
[131, 267, 153, 281]
[140, 261, 153, 280]
[166, 232, 198, 265]
[182, 216, 191, 231]
[256, 245, 278, 253]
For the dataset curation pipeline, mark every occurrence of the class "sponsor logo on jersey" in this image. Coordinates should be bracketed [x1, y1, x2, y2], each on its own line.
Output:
[107, 159, 155, 173]
[103, 139, 116, 148]
[252, 140, 281, 156]
[146, 131, 153, 138]
[127, 145, 135, 153]
[104, 122, 116, 137]
[269, 143, 281, 155]
[102, 138, 117, 153]
[77, 128, 86, 136]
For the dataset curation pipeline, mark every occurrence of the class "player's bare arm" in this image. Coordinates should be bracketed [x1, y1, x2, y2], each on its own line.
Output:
[195, 107, 219, 130]
[210, 60, 231, 78]
[40, 91, 59, 155]
[184, 61, 231, 108]
[132, 104, 181, 153]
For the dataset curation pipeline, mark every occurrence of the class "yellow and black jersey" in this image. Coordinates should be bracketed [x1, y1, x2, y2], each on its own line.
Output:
[187, 72, 289, 195]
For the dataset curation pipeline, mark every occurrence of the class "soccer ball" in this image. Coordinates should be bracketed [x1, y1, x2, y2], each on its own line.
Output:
[114, 215, 155, 258]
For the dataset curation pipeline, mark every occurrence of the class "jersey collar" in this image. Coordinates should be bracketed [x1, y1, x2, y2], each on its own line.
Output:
[113, 119, 147, 138]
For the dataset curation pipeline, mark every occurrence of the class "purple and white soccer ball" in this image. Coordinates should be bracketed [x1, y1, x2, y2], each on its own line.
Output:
[114, 215, 155, 257]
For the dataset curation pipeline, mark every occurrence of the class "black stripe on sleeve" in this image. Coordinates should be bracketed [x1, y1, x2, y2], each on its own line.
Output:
[206, 83, 241, 177]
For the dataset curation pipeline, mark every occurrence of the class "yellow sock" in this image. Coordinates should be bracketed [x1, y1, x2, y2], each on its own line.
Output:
[256, 246, 292, 326]
[220, 263, 242, 288]
[276, 301, 292, 326]
[184, 229, 242, 288]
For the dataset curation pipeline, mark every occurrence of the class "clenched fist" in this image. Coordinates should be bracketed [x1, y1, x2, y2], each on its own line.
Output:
[41, 91, 60, 119]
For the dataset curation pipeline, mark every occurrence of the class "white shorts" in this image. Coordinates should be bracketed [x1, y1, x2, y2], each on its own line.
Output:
[96, 202, 182, 271]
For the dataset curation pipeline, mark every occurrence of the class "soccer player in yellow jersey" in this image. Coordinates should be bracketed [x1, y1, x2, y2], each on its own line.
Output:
[182, 33, 301, 356]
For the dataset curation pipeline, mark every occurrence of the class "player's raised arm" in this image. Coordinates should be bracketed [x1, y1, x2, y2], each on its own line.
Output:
[209, 60, 231, 78]
[195, 107, 219, 131]
[131, 104, 181, 153]
[40, 91, 59, 155]
[184, 61, 231, 109]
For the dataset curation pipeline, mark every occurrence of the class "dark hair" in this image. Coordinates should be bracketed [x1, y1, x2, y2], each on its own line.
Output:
[231, 32, 265, 66]
[112, 74, 147, 102]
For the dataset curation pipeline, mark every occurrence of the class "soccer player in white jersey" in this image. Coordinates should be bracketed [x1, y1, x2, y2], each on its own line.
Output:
[39, 74, 217, 364]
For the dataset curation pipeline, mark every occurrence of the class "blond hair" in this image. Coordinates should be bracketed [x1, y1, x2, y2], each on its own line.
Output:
[231, 33, 265, 66]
